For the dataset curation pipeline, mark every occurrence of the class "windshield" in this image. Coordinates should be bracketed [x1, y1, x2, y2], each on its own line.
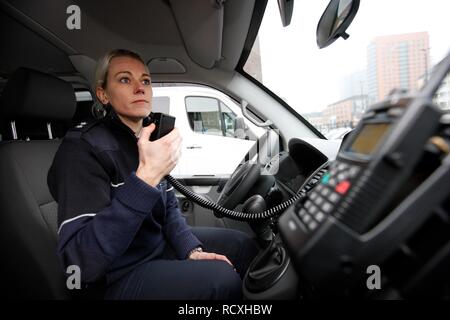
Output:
[244, 0, 450, 138]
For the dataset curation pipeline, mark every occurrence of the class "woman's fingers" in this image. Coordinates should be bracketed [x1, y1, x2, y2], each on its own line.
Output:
[136, 126, 181, 183]
[214, 254, 233, 267]
[191, 251, 234, 267]
[161, 127, 181, 144]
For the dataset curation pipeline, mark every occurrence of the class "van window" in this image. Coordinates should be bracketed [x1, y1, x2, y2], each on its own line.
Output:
[185, 96, 223, 136]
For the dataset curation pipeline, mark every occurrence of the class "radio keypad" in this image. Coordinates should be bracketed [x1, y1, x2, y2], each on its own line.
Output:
[295, 161, 361, 232]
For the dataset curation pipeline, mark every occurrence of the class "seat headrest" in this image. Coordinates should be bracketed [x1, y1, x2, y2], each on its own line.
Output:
[1, 67, 76, 120]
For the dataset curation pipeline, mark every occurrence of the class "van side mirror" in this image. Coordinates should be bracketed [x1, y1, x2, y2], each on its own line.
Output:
[234, 117, 248, 139]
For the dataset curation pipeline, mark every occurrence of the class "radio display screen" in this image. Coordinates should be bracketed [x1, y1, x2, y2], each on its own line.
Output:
[347, 123, 391, 156]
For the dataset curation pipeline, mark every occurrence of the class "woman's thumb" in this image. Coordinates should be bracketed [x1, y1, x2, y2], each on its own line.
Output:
[139, 123, 155, 142]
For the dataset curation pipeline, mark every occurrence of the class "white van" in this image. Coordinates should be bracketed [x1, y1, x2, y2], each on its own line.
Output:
[151, 85, 265, 178]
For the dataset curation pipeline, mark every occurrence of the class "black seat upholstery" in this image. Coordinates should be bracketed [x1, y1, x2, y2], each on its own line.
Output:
[0, 68, 76, 299]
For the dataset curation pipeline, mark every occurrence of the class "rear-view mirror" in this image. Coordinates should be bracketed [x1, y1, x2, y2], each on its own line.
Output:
[278, 0, 294, 27]
[316, 0, 360, 49]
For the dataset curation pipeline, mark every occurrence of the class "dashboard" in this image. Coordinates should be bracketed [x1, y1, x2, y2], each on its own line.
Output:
[265, 138, 329, 195]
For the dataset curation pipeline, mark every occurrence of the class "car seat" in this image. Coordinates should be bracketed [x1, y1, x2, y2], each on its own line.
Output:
[0, 67, 76, 299]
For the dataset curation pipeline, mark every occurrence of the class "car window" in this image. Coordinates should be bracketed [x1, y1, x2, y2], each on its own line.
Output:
[185, 96, 223, 136]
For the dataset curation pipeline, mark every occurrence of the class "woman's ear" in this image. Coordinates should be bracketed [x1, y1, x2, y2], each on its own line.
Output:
[96, 86, 109, 105]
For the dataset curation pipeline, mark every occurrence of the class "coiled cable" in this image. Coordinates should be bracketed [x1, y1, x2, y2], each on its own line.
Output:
[165, 163, 328, 221]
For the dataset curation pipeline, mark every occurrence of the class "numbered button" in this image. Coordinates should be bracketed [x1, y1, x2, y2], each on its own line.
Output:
[302, 214, 312, 224]
[322, 202, 333, 213]
[329, 178, 337, 187]
[315, 212, 325, 222]
[349, 166, 360, 177]
[329, 192, 340, 203]
[320, 188, 330, 197]
[315, 196, 324, 206]
[308, 221, 318, 230]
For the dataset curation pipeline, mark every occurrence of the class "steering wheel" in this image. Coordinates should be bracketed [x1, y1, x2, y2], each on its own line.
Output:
[217, 160, 261, 210]
[217, 128, 280, 210]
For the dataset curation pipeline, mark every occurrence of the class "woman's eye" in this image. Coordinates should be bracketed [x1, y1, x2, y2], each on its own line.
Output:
[119, 77, 130, 84]
[143, 79, 151, 85]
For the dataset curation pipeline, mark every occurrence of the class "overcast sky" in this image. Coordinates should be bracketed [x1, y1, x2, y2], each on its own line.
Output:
[255, 0, 450, 114]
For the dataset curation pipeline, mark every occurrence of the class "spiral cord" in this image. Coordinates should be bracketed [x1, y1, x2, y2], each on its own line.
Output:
[166, 163, 329, 221]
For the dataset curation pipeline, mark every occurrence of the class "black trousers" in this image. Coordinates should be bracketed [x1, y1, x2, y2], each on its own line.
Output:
[104, 227, 260, 300]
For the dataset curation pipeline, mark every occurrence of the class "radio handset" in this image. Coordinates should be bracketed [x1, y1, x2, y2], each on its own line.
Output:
[145, 112, 176, 141]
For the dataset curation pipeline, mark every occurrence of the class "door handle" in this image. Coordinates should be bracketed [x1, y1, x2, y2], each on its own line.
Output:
[186, 145, 202, 149]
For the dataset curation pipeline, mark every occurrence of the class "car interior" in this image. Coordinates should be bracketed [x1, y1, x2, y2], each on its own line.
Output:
[0, 0, 449, 300]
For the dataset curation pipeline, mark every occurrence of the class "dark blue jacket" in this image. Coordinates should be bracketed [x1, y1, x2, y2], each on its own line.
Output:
[48, 112, 201, 284]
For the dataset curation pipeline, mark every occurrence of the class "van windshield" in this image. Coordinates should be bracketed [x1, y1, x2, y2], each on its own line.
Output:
[243, 0, 450, 138]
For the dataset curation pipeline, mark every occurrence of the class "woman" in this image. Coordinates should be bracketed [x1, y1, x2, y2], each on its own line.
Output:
[48, 49, 259, 299]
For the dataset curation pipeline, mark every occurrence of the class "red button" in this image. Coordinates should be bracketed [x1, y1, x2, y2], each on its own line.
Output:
[335, 180, 351, 194]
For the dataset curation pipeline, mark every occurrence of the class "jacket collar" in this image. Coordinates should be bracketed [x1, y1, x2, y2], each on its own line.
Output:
[104, 108, 150, 139]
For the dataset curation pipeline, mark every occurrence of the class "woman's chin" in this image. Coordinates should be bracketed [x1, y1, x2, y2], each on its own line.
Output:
[128, 109, 152, 118]
[119, 113, 150, 122]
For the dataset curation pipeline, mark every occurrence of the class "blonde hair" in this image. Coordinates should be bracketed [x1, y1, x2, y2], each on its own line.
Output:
[94, 49, 147, 90]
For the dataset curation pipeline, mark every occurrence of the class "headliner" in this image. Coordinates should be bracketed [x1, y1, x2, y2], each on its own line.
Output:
[0, 0, 258, 80]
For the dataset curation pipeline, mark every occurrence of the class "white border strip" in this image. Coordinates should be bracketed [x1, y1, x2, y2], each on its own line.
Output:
[58, 213, 97, 234]
[111, 182, 125, 188]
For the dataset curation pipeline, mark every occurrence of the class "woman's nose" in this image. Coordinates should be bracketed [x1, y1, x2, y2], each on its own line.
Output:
[133, 80, 145, 94]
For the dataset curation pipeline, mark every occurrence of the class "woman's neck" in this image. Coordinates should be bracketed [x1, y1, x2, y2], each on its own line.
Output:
[117, 114, 143, 136]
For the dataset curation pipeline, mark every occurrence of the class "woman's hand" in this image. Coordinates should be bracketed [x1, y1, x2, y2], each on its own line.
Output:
[136, 123, 182, 187]
[188, 250, 235, 269]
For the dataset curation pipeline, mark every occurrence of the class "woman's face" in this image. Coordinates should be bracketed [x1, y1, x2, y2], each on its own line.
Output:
[96, 56, 152, 122]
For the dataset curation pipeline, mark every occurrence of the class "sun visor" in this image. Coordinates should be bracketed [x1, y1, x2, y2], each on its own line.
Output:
[148, 58, 186, 74]
[169, 0, 223, 69]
